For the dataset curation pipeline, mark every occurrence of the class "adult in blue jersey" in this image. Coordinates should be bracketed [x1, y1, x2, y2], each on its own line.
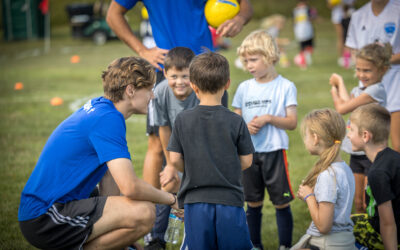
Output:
[107, 0, 253, 198]
[106, 0, 253, 200]
[107, 0, 253, 70]
[107, 3, 253, 248]
[18, 57, 179, 250]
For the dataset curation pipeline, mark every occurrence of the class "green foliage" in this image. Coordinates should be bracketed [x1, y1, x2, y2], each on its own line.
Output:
[0, 17, 356, 249]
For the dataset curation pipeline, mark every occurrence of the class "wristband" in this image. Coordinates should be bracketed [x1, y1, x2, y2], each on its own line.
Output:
[169, 193, 177, 206]
[303, 193, 315, 202]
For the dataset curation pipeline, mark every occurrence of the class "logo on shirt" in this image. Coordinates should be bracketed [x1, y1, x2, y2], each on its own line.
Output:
[245, 99, 272, 108]
[384, 22, 396, 39]
[83, 100, 95, 114]
[366, 185, 377, 217]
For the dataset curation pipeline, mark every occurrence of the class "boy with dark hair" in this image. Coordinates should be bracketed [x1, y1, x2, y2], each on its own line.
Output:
[347, 103, 400, 250]
[18, 57, 179, 250]
[145, 47, 197, 249]
[167, 52, 255, 249]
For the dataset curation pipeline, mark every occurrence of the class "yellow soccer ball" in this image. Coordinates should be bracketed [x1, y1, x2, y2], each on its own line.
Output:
[205, 0, 240, 28]
[141, 7, 149, 20]
[329, 0, 342, 7]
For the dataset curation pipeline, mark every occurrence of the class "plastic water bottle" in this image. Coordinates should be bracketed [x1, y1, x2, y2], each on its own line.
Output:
[164, 209, 182, 244]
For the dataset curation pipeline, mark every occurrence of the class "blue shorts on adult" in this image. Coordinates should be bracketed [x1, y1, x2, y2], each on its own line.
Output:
[182, 203, 253, 250]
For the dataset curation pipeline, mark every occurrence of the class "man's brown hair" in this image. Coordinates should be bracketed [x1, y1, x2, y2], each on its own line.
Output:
[102, 57, 155, 102]
[164, 47, 195, 72]
[189, 52, 229, 94]
[350, 103, 391, 144]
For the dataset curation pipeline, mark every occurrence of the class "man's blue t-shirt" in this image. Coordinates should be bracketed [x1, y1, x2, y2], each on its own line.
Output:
[115, 0, 213, 55]
[18, 97, 131, 221]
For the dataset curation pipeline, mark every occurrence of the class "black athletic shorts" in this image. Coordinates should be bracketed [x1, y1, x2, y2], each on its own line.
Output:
[349, 154, 372, 175]
[300, 38, 314, 51]
[19, 196, 107, 250]
[242, 150, 294, 205]
[146, 71, 165, 136]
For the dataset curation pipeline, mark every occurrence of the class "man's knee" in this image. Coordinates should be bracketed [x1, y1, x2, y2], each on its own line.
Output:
[129, 201, 156, 230]
[141, 201, 156, 224]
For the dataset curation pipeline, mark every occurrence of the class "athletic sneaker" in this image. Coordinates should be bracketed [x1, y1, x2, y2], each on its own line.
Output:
[144, 238, 166, 250]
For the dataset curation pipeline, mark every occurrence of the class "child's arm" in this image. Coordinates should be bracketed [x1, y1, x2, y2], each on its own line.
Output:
[159, 126, 180, 192]
[331, 87, 376, 114]
[329, 73, 351, 101]
[378, 200, 398, 250]
[390, 53, 400, 65]
[234, 108, 242, 116]
[298, 184, 334, 234]
[239, 154, 253, 170]
[169, 151, 184, 173]
[235, 107, 263, 135]
[249, 105, 297, 131]
[329, 73, 376, 114]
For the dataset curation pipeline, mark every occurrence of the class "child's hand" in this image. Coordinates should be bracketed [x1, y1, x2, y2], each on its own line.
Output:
[329, 73, 343, 87]
[297, 184, 313, 201]
[172, 208, 184, 219]
[160, 165, 180, 191]
[254, 115, 271, 127]
[330, 86, 338, 96]
[247, 116, 262, 134]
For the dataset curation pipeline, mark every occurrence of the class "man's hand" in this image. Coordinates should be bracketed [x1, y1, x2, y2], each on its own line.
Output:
[216, 0, 252, 37]
[216, 15, 246, 37]
[139, 47, 169, 71]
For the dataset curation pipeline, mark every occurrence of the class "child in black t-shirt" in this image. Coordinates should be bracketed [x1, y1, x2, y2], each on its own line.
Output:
[347, 103, 400, 250]
[167, 52, 255, 249]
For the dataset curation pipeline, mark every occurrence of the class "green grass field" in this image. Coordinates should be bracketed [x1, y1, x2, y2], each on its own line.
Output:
[0, 18, 357, 249]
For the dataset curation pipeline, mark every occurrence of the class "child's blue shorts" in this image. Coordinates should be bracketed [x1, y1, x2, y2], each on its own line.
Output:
[181, 203, 253, 250]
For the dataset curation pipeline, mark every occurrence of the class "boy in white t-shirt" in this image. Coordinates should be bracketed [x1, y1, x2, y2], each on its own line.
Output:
[232, 30, 298, 250]
[345, 0, 400, 153]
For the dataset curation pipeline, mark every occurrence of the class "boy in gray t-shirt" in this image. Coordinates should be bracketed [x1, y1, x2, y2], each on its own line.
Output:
[153, 47, 197, 191]
[147, 47, 196, 248]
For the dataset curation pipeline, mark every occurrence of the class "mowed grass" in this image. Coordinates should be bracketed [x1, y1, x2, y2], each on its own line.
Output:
[0, 18, 356, 249]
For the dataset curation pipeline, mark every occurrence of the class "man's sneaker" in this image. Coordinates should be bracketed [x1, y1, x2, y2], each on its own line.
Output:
[144, 238, 166, 250]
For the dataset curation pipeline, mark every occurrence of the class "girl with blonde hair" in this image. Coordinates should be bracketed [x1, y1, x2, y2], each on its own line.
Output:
[292, 108, 355, 250]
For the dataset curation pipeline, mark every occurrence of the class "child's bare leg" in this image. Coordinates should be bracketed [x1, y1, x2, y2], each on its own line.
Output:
[143, 134, 163, 189]
[354, 173, 366, 213]
[333, 23, 344, 57]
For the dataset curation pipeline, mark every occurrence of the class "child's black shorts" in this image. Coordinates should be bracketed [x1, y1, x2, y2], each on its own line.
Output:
[300, 38, 314, 51]
[19, 196, 106, 250]
[242, 150, 294, 206]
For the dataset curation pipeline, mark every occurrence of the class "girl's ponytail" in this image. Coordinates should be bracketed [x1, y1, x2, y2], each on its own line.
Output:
[301, 109, 346, 188]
